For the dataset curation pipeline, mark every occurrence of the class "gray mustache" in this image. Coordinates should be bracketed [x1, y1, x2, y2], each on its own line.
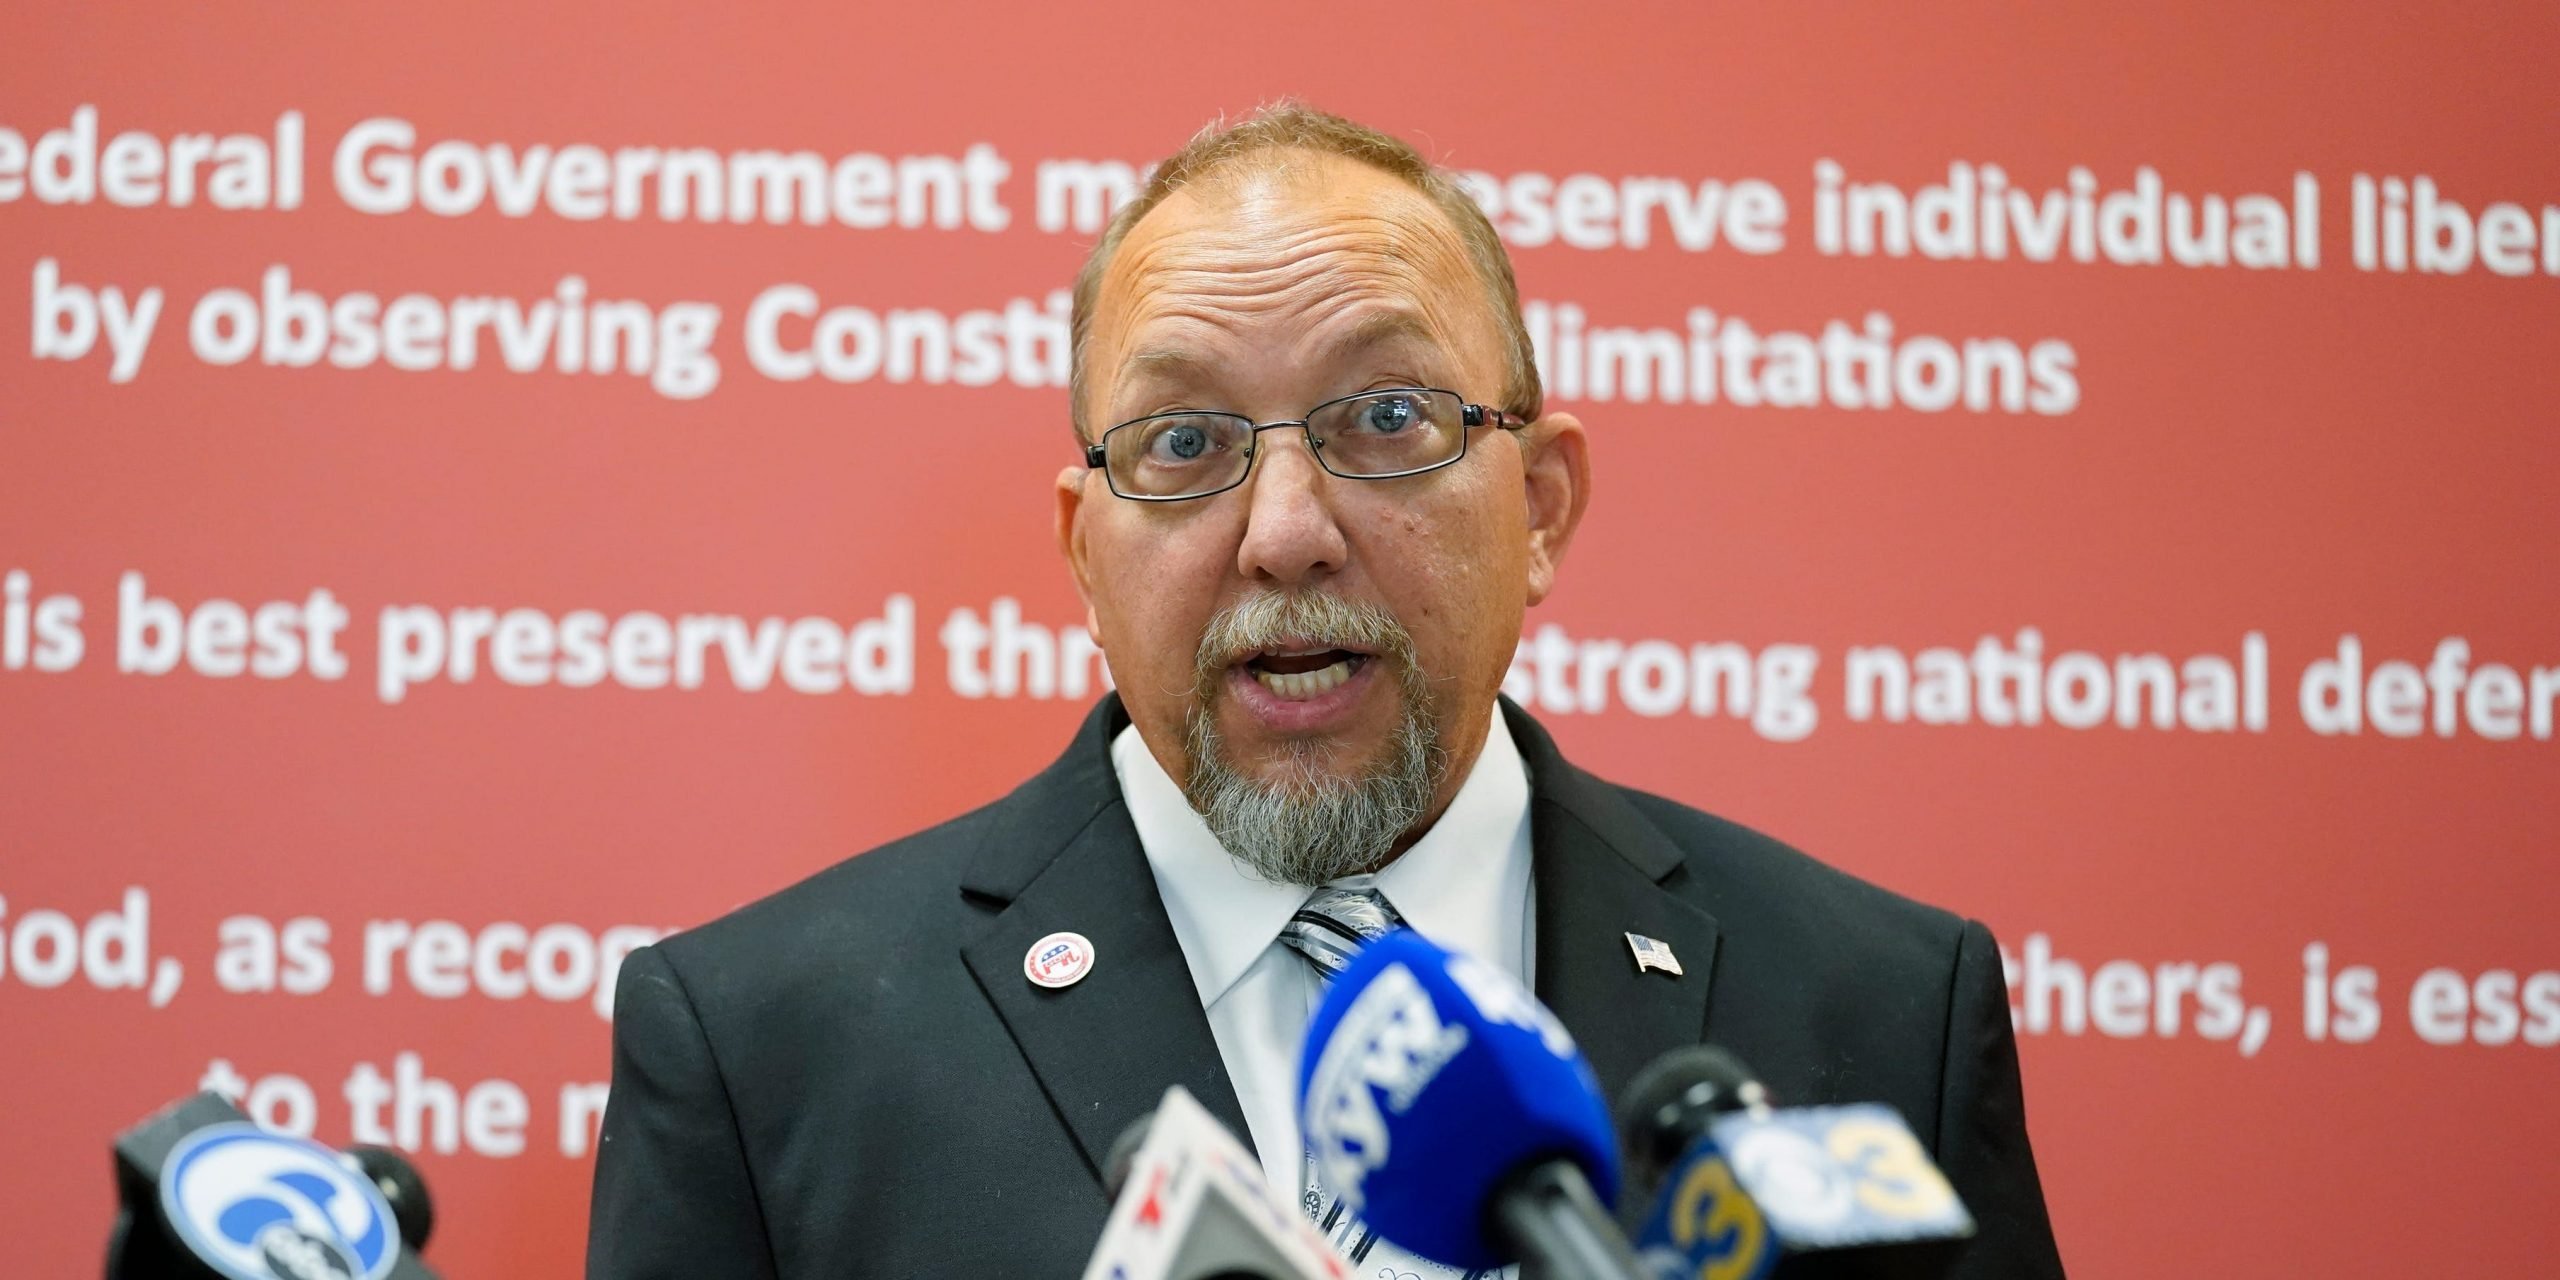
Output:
[1193, 591, 1418, 687]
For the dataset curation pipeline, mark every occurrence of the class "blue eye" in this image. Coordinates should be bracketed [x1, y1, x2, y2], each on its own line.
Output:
[1359, 395, 1419, 434]
[1141, 417, 1226, 464]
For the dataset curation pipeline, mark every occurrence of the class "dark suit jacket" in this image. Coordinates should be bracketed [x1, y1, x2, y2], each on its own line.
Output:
[587, 696, 2065, 1278]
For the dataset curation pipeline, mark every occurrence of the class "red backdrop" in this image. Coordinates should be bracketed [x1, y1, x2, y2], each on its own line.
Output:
[6, 4, 2556, 1276]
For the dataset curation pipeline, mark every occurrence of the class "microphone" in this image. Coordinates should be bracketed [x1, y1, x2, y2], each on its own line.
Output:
[1079, 1084, 1351, 1280]
[346, 1144, 437, 1256]
[1616, 1046, 1768, 1235]
[1616, 1047, 1976, 1278]
[107, 1090, 441, 1280]
[1296, 928, 1647, 1279]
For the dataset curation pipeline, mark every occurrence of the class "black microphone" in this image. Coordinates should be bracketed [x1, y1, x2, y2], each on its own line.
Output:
[346, 1144, 437, 1255]
[1615, 1047, 1976, 1279]
[1618, 1044, 1769, 1229]
[107, 1091, 441, 1280]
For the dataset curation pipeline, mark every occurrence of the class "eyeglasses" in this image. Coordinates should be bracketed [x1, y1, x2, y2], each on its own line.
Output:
[1082, 387, 1528, 502]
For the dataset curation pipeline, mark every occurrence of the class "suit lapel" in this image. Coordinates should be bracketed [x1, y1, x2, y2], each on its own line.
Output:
[1508, 700, 1724, 1103]
[957, 697, 1252, 1184]
[955, 696, 1716, 1183]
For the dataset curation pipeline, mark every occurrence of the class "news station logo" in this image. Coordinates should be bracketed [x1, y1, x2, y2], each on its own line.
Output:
[1302, 961, 1470, 1208]
[158, 1123, 398, 1280]
[1719, 1105, 1969, 1245]
[1637, 1104, 1973, 1278]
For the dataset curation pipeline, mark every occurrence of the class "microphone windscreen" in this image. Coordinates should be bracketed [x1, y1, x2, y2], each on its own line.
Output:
[1616, 1044, 1764, 1204]
[345, 1144, 436, 1251]
[1295, 929, 1616, 1270]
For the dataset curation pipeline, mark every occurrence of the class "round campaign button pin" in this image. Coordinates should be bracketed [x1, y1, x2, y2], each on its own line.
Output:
[1024, 931, 1096, 989]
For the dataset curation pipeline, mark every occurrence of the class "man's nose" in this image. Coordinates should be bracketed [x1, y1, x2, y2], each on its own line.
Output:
[1234, 430, 1349, 586]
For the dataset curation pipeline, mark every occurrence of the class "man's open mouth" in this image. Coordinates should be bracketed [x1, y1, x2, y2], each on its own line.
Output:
[1241, 647, 1371, 700]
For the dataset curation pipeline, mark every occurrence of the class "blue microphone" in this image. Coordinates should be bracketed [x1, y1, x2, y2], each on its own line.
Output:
[1296, 928, 1646, 1278]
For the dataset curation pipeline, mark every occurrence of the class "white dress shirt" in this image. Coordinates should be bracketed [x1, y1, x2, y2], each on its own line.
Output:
[1114, 704, 1535, 1273]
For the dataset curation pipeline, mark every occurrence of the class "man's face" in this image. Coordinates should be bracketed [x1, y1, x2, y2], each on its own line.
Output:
[1057, 152, 1585, 875]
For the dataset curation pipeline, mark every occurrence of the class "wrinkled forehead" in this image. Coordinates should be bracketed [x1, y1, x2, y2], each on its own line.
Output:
[1088, 154, 1498, 417]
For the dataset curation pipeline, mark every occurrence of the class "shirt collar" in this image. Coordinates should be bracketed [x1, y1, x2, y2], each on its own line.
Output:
[1373, 705, 1532, 981]
[1115, 702, 1533, 1008]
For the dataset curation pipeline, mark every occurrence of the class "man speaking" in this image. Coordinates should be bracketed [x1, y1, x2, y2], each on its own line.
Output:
[587, 106, 2065, 1278]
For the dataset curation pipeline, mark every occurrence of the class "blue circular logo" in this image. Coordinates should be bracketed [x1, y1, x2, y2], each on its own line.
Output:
[157, 1123, 398, 1280]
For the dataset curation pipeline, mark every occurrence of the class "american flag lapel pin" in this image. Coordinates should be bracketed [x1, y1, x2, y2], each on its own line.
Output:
[1626, 932, 1683, 977]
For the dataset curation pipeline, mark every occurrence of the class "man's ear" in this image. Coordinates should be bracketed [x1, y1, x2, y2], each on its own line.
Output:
[1055, 462, 1103, 636]
[1518, 411, 1590, 607]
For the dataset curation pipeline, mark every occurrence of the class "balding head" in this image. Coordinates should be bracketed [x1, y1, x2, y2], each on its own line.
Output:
[1069, 103, 1542, 441]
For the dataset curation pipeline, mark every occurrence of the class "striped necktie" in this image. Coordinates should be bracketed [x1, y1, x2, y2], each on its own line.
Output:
[1281, 879, 1405, 982]
[1279, 883, 1503, 1280]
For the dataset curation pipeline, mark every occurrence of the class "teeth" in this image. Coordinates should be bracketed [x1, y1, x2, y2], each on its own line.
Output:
[1252, 657, 1356, 700]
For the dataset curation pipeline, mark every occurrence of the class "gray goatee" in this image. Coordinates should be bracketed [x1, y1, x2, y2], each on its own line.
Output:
[1181, 591, 1446, 887]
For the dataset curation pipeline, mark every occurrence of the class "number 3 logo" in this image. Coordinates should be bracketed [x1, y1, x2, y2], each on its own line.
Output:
[1667, 1157, 1769, 1280]
[1824, 1117, 1958, 1220]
